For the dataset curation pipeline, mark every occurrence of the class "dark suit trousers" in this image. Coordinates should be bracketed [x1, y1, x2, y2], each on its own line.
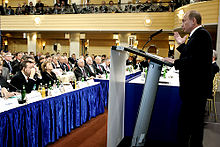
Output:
[177, 94, 206, 147]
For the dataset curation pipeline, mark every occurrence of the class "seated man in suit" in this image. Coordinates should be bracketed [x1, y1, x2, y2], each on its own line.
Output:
[85, 56, 97, 78]
[10, 60, 37, 93]
[94, 56, 106, 75]
[58, 56, 69, 72]
[3, 53, 13, 74]
[101, 59, 110, 73]
[212, 50, 219, 81]
[74, 59, 88, 81]
[68, 53, 77, 65]
[0, 60, 18, 98]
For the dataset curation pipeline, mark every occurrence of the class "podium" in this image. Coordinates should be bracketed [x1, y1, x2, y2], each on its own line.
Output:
[107, 46, 173, 147]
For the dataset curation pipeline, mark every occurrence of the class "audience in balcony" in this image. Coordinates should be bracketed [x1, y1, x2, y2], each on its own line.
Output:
[3, 0, 210, 15]
[99, 1, 108, 13]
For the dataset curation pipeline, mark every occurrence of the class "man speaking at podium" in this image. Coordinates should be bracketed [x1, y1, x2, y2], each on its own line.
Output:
[164, 10, 212, 147]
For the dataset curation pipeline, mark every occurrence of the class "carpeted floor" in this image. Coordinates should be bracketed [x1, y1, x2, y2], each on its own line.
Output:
[47, 109, 107, 147]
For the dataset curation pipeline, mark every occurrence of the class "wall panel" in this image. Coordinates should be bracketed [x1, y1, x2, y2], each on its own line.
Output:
[174, 0, 219, 29]
[8, 38, 27, 53]
[8, 0, 28, 7]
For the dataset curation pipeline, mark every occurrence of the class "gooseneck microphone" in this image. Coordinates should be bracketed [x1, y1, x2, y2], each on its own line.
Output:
[150, 29, 163, 38]
[142, 29, 163, 50]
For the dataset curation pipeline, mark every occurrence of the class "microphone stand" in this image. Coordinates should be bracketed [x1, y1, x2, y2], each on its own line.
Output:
[142, 29, 163, 51]
[142, 37, 152, 50]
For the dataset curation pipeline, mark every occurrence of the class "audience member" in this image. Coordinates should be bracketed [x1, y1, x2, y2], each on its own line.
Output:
[41, 61, 58, 85]
[101, 59, 110, 73]
[3, 53, 13, 73]
[94, 56, 106, 74]
[74, 58, 88, 81]
[85, 56, 97, 77]
[99, 1, 108, 13]
[10, 60, 38, 93]
[211, 50, 219, 81]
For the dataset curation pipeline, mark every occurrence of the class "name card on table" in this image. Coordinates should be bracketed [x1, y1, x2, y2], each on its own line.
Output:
[63, 84, 74, 92]
[87, 79, 95, 85]
[0, 97, 19, 113]
[49, 88, 62, 97]
[26, 91, 42, 103]
[77, 81, 88, 89]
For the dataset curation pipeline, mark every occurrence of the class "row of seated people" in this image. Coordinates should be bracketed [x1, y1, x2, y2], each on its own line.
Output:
[0, 52, 111, 98]
[1, 0, 192, 15]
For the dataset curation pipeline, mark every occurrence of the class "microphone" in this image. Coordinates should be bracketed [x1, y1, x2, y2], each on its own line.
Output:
[150, 29, 163, 38]
[142, 29, 163, 50]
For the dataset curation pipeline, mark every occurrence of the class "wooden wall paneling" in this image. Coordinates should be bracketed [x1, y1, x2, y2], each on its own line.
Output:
[8, 0, 28, 7]
[87, 39, 115, 57]
[174, 0, 219, 29]
[0, 12, 174, 31]
[8, 38, 27, 53]
[41, 0, 54, 6]
[37, 39, 70, 56]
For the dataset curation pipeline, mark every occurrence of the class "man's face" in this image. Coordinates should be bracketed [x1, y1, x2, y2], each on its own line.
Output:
[23, 63, 34, 77]
[87, 58, 93, 65]
[95, 58, 101, 64]
[17, 53, 23, 60]
[5, 56, 12, 61]
[182, 13, 195, 33]
[78, 60, 85, 67]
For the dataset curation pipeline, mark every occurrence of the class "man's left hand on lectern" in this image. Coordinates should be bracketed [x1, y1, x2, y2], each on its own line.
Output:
[163, 57, 175, 64]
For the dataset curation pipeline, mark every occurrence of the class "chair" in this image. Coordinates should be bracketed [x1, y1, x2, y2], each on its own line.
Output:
[207, 73, 219, 122]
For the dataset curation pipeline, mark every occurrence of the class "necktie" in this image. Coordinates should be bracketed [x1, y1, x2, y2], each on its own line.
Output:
[186, 36, 191, 44]
[82, 68, 86, 77]
[99, 65, 102, 71]
[67, 64, 70, 70]
[8, 62, 12, 72]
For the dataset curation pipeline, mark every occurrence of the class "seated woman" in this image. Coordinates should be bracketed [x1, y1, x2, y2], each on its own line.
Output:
[41, 61, 58, 86]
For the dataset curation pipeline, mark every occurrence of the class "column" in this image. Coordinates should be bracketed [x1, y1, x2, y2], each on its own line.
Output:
[216, 5, 220, 91]
[119, 33, 130, 59]
[69, 33, 80, 59]
[119, 33, 129, 48]
[27, 32, 37, 55]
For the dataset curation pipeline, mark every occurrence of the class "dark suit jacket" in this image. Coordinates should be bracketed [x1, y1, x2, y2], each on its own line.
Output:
[12, 59, 19, 67]
[211, 62, 219, 81]
[42, 71, 57, 85]
[0, 76, 10, 89]
[174, 27, 213, 101]
[93, 63, 106, 75]
[85, 64, 96, 77]
[3, 60, 12, 73]
[12, 62, 21, 75]
[10, 71, 36, 93]
[68, 57, 76, 65]
[74, 67, 88, 81]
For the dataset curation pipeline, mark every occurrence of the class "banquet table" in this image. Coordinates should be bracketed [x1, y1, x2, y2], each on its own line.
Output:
[0, 83, 104, 147]
[124, 73, 182, 144]
[94, 71, 141, 107]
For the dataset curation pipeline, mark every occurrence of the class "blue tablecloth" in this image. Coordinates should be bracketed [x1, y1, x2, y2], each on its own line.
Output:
[94, 71, 141, 107]
[0, 84, 104, 147]
[124, 83, 181, 143]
